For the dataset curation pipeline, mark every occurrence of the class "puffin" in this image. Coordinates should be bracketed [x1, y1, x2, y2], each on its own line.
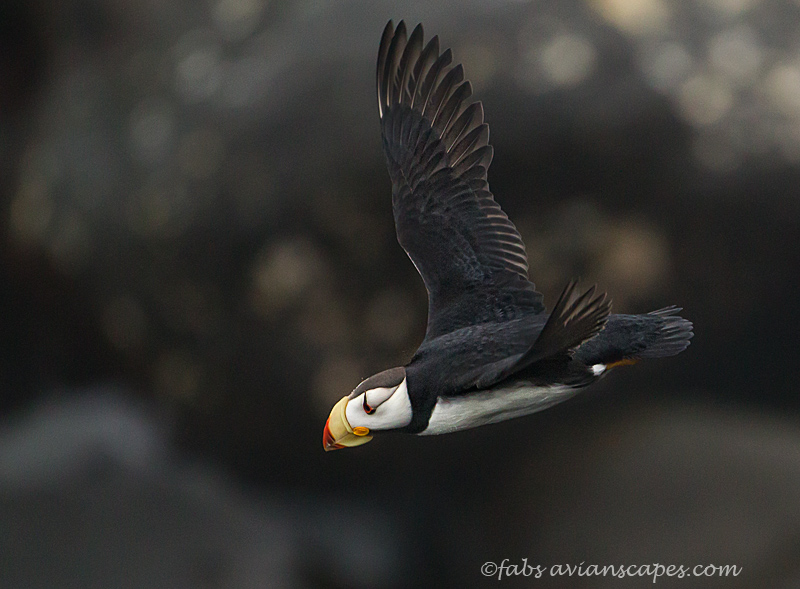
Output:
[322, 21, 693, 451]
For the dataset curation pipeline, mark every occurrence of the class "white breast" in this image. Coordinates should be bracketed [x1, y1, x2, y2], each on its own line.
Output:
[420, 382, 578, 435]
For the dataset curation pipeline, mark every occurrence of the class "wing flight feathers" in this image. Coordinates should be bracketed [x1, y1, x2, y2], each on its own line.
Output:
[520, 280, 611, 364]
[378, 21, 545, 338]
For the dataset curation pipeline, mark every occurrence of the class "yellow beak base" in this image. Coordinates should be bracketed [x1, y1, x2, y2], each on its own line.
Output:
[323, 396, 372, 451]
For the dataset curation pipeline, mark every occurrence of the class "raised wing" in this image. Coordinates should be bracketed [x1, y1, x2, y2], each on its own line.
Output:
[377, 21, 545, 340]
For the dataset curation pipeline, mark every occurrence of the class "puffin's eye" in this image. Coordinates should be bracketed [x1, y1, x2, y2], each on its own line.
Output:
[363, 394, 376, 414]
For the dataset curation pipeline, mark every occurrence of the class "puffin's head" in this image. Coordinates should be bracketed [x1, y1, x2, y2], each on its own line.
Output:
[322, 366, 412, 451]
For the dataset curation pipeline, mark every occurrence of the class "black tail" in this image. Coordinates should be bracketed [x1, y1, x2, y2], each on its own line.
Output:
[574, 306, 693, 366]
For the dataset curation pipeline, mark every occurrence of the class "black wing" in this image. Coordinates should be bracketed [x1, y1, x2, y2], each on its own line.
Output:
[443, 280, 610, 390]
[377, 21, 545, 340]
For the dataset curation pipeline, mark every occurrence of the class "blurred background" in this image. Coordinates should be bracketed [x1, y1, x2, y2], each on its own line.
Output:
[1, 0, 799, 587]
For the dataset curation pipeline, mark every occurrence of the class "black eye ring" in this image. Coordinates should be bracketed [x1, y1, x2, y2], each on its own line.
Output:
[363, 395, 376, 414]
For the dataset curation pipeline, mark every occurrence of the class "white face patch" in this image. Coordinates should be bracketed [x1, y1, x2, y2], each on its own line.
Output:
[421, 383, 578, 435]
[591, 364, 606, 376]
[345, 377, 412, 431]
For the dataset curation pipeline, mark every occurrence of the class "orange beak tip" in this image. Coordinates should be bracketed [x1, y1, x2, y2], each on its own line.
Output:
[322, 419, 342, 452]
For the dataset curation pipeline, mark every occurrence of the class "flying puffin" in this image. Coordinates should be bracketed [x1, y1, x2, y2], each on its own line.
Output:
[322, 21, 693, 451]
